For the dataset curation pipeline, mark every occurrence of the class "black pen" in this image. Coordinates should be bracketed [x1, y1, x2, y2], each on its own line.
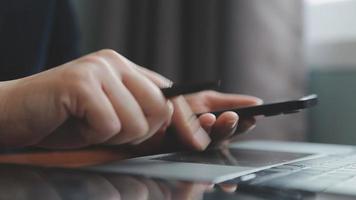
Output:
[161, 81, 220, 98]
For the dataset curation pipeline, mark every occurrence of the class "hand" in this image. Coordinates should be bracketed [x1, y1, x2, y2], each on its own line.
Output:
[0, 49, 174, 148]
[126, 68, 262, 153]
[0, 49, 261, 150]
[131, 92, 261, 154]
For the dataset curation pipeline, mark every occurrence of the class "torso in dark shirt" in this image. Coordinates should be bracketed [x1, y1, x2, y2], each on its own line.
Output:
[0, 0, 79, 81]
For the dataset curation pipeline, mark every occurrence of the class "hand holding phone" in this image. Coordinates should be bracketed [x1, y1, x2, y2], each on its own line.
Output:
[161, 81, 318, 118]
[198, 94, 318, 118]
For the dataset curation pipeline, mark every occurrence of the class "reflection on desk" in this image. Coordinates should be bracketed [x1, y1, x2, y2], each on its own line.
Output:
[0, 164, 350, 200]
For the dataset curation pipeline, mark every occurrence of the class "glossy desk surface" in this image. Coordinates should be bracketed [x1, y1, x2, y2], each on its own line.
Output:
[0, 148, 353, 200]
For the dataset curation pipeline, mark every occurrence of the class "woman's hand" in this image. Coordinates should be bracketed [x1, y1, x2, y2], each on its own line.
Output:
[0, 49, 174, 148]
[0, 49, 261, 151]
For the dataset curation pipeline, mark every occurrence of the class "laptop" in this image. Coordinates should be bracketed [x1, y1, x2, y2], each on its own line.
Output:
[86, 140, 356, 197]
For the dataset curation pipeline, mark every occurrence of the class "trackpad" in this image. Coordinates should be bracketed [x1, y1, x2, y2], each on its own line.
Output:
[154, 148, 311, 167]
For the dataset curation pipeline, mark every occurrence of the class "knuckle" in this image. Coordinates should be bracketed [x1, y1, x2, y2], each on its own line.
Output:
[80, 54, 102, 65]
[80, 55, 121, 80]
[203, 90, 219, 98]
[81, 55, 111, 71]
[63, 57, 113, 91]
[97, 49, 134, 72]
[97, 49, 120, 58]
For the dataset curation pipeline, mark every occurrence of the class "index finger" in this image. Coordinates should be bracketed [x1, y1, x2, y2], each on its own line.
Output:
[185, 91, 263, 114]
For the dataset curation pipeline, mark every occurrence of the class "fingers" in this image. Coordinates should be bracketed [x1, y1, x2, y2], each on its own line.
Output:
[116, 58, 216, 150]
[100, 75, 150, 145]
[36, 49, 261, 149]
[205, 91, 263, 110]
[184, 90, 261, 144]
[129, 60, 215, 151]
[39, 50, 174, 147]
[97, 51, 215, 150]
[79, 84, 124, 144]
[171, 96, 211, 151]
[130, 68, 259, 148]
[199, 112, 257, 145]
[120, 71, 173, 144]
[198, 113, 216, 134]
[185, 91, 263, 113]
[90, 50, 173, 145]
[210, 111, 239, 141]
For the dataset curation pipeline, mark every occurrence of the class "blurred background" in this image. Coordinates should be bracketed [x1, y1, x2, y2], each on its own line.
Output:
[71, 0, 356, 145]
[305, 0, 356, 145]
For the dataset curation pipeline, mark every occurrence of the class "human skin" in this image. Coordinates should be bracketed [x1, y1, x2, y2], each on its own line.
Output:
[0, 49, 262, 150]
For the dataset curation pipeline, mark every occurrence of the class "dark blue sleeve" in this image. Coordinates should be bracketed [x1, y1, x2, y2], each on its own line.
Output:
[0, 0, 80, 81]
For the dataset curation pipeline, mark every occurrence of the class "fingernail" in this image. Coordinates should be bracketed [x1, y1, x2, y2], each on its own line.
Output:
[193, 127, 211, 150]
[164, 80, 174, 88]
[256, 98, 264, 105]
[166, 100, 174, 119]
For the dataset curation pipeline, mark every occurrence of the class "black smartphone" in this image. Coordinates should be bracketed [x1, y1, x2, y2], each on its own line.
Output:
[199, 94, 318, 118]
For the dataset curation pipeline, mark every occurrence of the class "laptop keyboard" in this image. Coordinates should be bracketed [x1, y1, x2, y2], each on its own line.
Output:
[232, 153, 356, 195]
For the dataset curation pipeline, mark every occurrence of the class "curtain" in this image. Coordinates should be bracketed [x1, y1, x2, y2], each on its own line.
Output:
[74, 0, 306, 141]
